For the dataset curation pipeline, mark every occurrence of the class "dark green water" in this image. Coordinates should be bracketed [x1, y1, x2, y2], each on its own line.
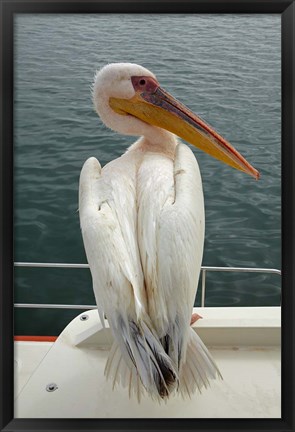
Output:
[14, 14, 281, 336]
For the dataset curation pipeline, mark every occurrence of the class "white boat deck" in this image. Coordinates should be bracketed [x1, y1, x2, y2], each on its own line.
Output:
[14, 307, 281, 418]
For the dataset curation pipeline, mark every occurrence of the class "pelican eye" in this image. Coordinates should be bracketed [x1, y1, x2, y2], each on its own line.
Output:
[139, 79, 146, 86]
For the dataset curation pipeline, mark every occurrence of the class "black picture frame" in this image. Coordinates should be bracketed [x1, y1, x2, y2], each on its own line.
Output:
[0, 1, 294, 431]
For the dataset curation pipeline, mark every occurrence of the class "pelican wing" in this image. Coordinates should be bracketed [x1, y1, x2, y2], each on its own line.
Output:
[136, 142, 204, 374]
[79, 155, 178, 399]
[79, 156, 145, 322]
[137, 143, 222, 394]
[158, 143, 205, 328]
[137, 143, 204, 335]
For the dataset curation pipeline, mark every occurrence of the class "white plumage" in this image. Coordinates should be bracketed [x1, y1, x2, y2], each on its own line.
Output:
[79, 63, 258, 401]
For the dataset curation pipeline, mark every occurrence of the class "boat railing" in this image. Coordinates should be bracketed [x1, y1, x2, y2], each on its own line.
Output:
[14, 262, 281, 309]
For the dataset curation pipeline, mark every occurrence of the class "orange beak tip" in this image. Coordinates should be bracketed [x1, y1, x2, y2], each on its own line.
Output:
[254, 169, 260, 180]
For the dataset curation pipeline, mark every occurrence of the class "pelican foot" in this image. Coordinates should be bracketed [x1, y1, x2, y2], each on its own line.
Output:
[190, 313, 203, 325]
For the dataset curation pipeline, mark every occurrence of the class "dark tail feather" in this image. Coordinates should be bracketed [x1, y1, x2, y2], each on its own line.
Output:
[160, 318, 185, 370]
[160, 320, 222, 399]
[105, 317, 178, 400]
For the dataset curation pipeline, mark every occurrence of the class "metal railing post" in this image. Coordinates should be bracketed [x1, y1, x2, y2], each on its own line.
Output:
[201, 269, 206, 307]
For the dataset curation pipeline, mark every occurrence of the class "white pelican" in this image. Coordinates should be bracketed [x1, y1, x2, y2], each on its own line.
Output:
[79, 63, 259, 401]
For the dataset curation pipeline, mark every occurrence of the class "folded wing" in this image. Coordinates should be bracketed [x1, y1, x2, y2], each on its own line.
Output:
[137, 143, 221, 394]
[79, 155, 178, 400]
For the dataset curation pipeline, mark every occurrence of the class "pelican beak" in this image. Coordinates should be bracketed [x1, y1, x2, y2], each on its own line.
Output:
[109, 79, 259, 179]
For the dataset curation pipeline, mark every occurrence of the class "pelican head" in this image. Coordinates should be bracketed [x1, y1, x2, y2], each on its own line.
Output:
[93, 63, 259, 179]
